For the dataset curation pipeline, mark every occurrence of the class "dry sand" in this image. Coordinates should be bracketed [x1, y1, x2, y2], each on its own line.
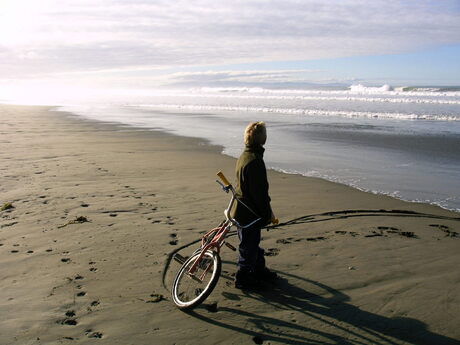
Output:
[1, 104, 459, 345]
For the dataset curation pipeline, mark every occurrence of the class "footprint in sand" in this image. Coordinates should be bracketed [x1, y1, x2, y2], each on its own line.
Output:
[169, 239, 178, 245]
[429, 224, 458, 237]
[264, 248, 280, 257]
[89, 261, 98, 272]
[59, 319, 77, 326]
[61, 258, 71, 263]
[1, 221, 18, 229]
[85, 329, 103, 339]
[306, 236, 326, 241]
[365, 231, 383, 238]
[276, 239, 291, 244]
[164, 216, 175, 225]
[378, 227, 417, 238]
[429, 224, 449, 230]
[77, 291, 86, 297]
[400, 231, 416, 238]
[146, 293, 164, 303]
[59, 311, 77, 326]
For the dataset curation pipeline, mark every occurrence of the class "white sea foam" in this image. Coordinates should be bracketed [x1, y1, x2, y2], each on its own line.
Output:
[131, 103, 460, 121]
[140, 92, 460, 106]
[349, 84, 393, 93]
[193, 86, 460, 97]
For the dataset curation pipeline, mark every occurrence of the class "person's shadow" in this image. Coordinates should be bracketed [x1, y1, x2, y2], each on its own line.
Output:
[166, 209, 460, 344]
[186, 269, 460, 345]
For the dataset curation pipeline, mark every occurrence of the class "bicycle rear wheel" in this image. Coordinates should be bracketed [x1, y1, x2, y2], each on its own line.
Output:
[172, 250, 221, 309]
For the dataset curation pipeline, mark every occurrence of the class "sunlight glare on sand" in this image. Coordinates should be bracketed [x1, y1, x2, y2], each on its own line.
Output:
[0, 82, 95, 105]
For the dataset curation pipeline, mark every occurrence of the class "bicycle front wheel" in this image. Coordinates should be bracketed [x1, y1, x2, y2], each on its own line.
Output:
[172, 250, 221, 309]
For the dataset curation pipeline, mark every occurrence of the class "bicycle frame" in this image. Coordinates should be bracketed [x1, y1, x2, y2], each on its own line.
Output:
[186, 221, 230, 280]
[186, 180, 260, 279]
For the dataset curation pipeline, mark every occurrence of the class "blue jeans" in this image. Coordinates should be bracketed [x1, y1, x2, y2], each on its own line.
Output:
[237, 224, 265, 272]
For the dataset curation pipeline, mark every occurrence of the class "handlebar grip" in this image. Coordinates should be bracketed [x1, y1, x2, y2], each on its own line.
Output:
[217, 171, 231, 187]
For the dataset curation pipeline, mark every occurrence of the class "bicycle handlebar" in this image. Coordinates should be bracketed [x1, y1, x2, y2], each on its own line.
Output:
[217, 171, 231, 187]
[217, 170, 279, 226]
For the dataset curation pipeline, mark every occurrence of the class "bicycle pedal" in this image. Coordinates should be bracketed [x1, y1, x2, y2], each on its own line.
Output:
[225, 242, 237, 251]
[173, 253, 186, 265]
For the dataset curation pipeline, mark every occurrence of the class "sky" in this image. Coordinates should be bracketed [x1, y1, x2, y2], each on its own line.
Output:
[1, 0, 460, 96]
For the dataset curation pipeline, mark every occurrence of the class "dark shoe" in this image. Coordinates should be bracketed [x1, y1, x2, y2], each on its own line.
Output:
[254, 267, 278, 282]
[234, 269, 261, 290]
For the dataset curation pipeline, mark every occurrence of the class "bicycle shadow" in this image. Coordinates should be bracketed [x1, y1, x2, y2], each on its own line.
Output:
[186, 270, 459, 345]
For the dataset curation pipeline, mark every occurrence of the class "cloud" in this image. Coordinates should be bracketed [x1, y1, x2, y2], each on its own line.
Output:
[1, 0, 459, 80]
[169, 70, 321, 83]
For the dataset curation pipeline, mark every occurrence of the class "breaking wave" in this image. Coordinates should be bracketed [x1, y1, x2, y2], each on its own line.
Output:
[148, 92, 460, 106]
[193, 85, 460, 97]
[131, 103, 460, 121]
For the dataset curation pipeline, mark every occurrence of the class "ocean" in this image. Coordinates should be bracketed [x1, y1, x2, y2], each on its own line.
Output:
[15, 85, 460, 211]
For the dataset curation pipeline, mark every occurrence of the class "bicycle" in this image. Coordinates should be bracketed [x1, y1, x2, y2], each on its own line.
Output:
[171, 171, 278, 310]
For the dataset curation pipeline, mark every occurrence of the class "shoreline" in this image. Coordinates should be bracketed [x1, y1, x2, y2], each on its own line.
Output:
[54, 104, 460, 215]
[53, 101, 460, 214]
[59, 106, 460, 214]
[1, 104, 459, 344]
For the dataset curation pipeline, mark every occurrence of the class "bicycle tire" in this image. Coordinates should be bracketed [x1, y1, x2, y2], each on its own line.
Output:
[172, 250, 221, 309]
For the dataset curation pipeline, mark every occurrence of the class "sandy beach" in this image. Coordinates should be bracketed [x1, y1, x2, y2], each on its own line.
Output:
[1, 104, 459, 345]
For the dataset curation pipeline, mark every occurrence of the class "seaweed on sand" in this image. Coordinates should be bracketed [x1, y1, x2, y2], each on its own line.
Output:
[58, 216, 89, 228]
[1, 202, 14, 211]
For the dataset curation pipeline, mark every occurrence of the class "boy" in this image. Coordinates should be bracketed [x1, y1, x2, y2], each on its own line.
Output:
[232, 121, 277, 290]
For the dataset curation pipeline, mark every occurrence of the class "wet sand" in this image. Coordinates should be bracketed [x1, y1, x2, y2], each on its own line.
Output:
[1, 104, 459, 344]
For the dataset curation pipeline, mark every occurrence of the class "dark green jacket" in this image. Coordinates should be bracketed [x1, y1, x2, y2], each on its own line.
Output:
[231, 145, 272, 226]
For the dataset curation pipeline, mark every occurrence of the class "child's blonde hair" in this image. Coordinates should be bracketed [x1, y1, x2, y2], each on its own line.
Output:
[244, 121, 267, 146]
